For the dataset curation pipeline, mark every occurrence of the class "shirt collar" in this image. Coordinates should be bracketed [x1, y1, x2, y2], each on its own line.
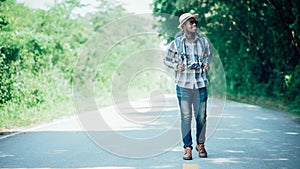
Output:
[181, 33, 199, 43]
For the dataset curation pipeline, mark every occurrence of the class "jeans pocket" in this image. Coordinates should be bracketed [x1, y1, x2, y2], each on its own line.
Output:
[176, 85, 182, 98]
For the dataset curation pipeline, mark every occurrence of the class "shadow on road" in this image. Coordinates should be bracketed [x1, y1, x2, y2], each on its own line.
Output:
[1, 99, 300, 169]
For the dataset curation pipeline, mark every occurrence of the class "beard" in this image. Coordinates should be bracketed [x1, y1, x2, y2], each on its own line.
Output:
[184, 28, 197, 38]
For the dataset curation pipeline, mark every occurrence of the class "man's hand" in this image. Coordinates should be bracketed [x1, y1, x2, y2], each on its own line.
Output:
[203, 63, 210, 72]
[177, 64, 185, 72]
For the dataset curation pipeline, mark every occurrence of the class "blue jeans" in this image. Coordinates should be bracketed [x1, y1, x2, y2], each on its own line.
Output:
[176, 85, 208, 148]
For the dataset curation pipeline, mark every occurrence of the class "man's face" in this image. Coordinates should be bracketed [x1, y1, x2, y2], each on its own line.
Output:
[183, 18, 198, 33]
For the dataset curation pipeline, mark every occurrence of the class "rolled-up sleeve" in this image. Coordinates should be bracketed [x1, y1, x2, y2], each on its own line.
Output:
[164, 41, 179, 70]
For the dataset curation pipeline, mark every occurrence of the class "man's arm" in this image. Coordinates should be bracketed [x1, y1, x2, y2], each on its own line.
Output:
[203, 37, 212, 72]
[164, 41, 180, 70]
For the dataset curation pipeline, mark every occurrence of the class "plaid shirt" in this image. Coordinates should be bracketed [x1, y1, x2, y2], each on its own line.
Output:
[164, 33, 212, 89]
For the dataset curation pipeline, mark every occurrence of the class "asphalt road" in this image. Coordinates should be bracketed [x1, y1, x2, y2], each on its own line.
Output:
[1, 96, 300, 169]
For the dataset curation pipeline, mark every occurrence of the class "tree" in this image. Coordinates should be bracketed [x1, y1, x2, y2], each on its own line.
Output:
[152, 0, 300, 114]
[0, 0, 128, 128]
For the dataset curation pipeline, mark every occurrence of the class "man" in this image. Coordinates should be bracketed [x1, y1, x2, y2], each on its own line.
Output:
[164, 13, 212, 160]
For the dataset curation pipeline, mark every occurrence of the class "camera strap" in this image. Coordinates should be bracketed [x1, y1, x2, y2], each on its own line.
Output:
[175, 34, 205, 64]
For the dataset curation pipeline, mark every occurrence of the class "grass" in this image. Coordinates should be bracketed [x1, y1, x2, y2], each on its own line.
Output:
[0, 99, 74, 131]
[226, 93, 300, 118]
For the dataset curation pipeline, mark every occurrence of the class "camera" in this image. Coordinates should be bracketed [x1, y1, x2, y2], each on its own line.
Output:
[187, 62, 201, 70]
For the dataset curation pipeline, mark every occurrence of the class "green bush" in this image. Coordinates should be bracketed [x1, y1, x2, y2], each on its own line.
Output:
[0, 0, 131, 129]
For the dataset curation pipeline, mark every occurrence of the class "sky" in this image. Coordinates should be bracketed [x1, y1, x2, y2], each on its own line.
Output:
[121, 0, 152, 13]
[17, 0, 153, 15]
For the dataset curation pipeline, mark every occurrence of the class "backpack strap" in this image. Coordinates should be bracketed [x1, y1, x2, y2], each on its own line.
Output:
[174, 36, 185, 64]
[175, 32, 206, 64]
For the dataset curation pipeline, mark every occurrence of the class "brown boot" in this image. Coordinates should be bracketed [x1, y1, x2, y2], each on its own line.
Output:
[196, 144, 207, 158]
[182, 147, 192, 160]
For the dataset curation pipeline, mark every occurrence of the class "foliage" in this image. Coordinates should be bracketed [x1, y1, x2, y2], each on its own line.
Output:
[0, 0, 128, 129]
[152, 0, 300, 115]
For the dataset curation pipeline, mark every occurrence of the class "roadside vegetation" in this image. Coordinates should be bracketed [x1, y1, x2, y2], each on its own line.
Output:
[0, 0, 131, 129]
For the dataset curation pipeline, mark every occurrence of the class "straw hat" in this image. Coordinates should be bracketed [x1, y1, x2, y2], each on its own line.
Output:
[178, 13, 199, 29]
